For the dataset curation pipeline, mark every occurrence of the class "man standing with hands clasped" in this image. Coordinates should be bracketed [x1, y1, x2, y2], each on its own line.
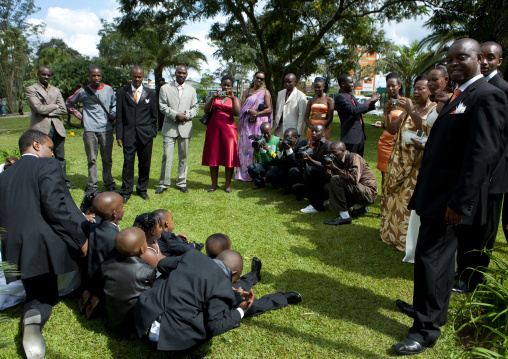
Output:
[272, 73, 308, 136]
[392, 38, 508, 356]
[116, 66, 158, 204]
[156, 65, 198, 194]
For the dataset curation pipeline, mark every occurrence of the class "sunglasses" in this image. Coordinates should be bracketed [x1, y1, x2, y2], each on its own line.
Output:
[255, 76, 265, 81]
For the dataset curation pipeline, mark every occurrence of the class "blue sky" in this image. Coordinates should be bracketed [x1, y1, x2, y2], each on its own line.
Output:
[29, 0, 431, 84]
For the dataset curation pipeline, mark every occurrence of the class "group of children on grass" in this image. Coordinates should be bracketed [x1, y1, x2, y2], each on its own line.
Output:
[77, 190, 241, 338]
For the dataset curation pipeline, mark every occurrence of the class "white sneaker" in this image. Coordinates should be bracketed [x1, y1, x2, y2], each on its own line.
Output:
[301, 204, 319, 213]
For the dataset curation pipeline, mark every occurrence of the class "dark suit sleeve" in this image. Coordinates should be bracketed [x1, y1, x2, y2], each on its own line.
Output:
[448, 88, 508, 214]
[335, 94, 369, 116]
[205, 297, 242, 336]
[39, 159, 87, 249]
[150, 90, 158, 138]
[116, 88, 124, 140]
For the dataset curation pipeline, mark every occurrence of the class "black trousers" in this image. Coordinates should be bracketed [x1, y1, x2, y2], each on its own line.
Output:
[345, 142, 364, 157]
[247, 163, 277, 188]
[21, 273, 59, 329]
[304, 165, 329, 211]
[456, 194, 503, 287]
[121, 134, 153, 195]
[409, 216, 458, 346]
[502, 194, 508, 244]
[48, 122, 70, 185]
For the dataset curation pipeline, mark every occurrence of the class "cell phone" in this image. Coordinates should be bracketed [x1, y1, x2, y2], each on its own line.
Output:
[370, 124, 378, 127]
[219, 91, 227, 96]
[416, 130, 424, 137]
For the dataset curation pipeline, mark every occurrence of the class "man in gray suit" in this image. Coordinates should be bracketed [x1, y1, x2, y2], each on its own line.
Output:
[26, 66, 77, 189]
[156, 65, 198, 194]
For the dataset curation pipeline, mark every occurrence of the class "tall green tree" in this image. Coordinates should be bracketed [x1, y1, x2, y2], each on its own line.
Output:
[97, 19, 207, 82]
[117, 0, 432, 96]
[33, 38, 83, 73]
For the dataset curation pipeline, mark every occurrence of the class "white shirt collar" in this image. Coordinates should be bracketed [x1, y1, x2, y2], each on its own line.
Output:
[131, 84, 143, 95]
[485, 71, 497, 82]
[22, 153, 38, 158]
[175, 81, 185, 89]
[458, 74, 484, 92]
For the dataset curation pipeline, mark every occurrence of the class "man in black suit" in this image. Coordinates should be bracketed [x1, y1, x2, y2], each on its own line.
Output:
[334, 74, 380, 157]
[0, 130, 88, 358]
[393, 38, 508, 355]
[116, 66, 158, 203]
[454, 41, 508, 293]
[134, 250, 254, 352]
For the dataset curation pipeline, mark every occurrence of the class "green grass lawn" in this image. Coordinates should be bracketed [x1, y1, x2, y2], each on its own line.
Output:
[1, 111, 507, 358]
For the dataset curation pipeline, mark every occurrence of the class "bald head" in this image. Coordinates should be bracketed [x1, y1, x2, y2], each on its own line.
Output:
[92, 192, 124, 222]
[205, 233, 232, 258]
[284, 73, 297, 91]
[216, 250, 243, 283]
[37, 66, 52, 87]
[446, 38, 482, 85]
[115, 227, 147, 257]
[260, 122, 271, 132]
[329, 140, 346, 152]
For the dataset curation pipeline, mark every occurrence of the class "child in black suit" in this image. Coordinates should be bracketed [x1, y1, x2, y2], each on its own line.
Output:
[102, 227, 156, 338]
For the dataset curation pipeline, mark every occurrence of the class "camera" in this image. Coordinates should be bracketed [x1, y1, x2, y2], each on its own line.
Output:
[219, 90, 228, 96]
[281, 137, 293, 147]
[295, 145, 313, 160]
[249, 134, 266, 150]
[391, 99, 401, 107]
[322, 154, 337, 166]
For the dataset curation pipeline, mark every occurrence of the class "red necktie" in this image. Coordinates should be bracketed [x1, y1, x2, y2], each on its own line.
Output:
[348, 93, 363, 125]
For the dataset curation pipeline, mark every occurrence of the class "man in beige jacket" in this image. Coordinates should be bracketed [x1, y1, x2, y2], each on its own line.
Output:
[273, 73, 308, 137]
[156, 65, 198, 194]
[26, 66, 76, 189]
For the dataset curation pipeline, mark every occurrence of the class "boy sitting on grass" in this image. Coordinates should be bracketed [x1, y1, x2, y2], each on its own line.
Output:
[102, 227, 156, 338]
[153, 209, 204, 255]
[133, 212, 165, 267]
[78, 191, 124, 319]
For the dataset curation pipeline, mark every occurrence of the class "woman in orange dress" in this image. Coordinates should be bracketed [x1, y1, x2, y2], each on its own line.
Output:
[304, 78, 334, 146]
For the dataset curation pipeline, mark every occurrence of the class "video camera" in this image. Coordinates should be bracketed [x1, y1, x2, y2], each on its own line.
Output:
[249, 134, 266, 150]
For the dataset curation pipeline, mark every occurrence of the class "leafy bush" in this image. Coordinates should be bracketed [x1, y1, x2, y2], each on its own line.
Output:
[0, 146, 21, 161]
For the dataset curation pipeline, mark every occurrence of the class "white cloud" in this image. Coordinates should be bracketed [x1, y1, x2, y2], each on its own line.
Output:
[382, 16, 431, 47]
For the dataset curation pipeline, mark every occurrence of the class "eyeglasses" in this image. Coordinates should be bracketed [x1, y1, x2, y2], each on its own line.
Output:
[255, 76, 265, 81]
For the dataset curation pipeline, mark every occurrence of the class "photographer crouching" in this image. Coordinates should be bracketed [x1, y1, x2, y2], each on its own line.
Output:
[247, 122, 280, 189]
[266, 127, 308, 193]
[323, 141, 378, 225]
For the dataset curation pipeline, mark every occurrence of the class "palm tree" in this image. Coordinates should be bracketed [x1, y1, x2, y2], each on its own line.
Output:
[377, 40, 443, 97]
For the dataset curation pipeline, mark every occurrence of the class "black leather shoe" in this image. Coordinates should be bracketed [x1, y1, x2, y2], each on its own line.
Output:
[282, 291, 303, 305]
[179, 187, 189, 193]
[23, 309, 46, 359]
[452, 280, 472, 293]
[122, 195, 130, 204]
[395, 299, 415, 318]
[155, 187, 167, 194]
[193, 242, 204, 251]
[67, 184, 78, 189]
[251, 257, 262, 282]
[137, 192, 149, 200]
[392, 337, 428, 355]
[105, 184, 117, 192]
[350, 206, 368, 217]
[323, 216, 352, 225]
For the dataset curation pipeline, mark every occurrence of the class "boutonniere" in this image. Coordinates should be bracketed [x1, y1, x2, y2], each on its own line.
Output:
[145, 99, 150, 104]
[455, 102, 466, 114]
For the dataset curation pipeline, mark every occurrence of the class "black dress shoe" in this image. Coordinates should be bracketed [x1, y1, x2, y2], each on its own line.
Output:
[281, 291, 303, 305]
[350, 206, 369, 217]
[252, 185, 264, 190]
[193, 242, 204, 251]
[323, 216, 352, 225]
[23, 309, 46, 359]
[392, 337, 428, 355]
[251, 257, 262, 282]
[452, 280, 472, 293]
[67, 184, 78, 189]
[179, 187, 189, 193]
[122, 195, 130, 204]
[155, 186, 167, 194]
[137, 192, 149, 200]
[105, 184, 117, 192]
[395, 299, 415, 318]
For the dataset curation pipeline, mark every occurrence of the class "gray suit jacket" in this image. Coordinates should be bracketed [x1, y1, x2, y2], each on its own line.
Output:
[159, 82, 198, 138]
[26, 82, 68, 137]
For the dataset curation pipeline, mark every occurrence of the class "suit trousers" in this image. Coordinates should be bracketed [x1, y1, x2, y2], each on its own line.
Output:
[344, 142, 364, 157]
[456, 194, 503, 287]
[409, 216, 458, 346]
[325, 176, 373, 211]
[21, 273, 59, 329]
[121, 134, 153, 195]
[247, 163, 276, 188]
[159, 135, 190, 188]
[304, 165, 329, 211]
[83, 130, 115, 190]
[502, 194, 508, 244]
[47, 122, 70, 185]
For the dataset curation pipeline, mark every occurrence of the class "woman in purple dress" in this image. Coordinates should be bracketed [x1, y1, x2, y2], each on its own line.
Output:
[235, 71, 273, 181]
[202, 75, 241, 193]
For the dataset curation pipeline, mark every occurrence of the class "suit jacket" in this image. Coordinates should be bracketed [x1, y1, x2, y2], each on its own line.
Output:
[26, 82, 68, 137]
[158, 231, 195, 257]
[134, 250, 241, 351]
[410, 78, 508, 224]
[281, 136, 308, 169]
[102, 256, 156, 330]
[159, 82, 199, 139]
[0, 156, 87, 282]
[116, 85, 158, 146]
[273, 88, 308, 136]
[486, 73, 508, 194]
[335, 90, 369, 145]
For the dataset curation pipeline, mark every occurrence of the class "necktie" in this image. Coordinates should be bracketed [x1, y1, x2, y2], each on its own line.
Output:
[348, 93, 363, 125]
[449, 89, 462, 103]
[178, 85, 183, 99]
[134, 90, 138, 103]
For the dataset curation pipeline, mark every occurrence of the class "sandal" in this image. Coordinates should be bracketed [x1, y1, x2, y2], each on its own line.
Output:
[85, 296, 100, 319]
[78, 290, 91, 314]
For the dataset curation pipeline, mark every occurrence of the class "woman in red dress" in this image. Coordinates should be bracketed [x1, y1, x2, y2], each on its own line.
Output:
[202, 75, 241, 193]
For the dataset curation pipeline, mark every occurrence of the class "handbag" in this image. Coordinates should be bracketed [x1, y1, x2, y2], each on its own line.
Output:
[402, 129, 428, 144]
[200, 112, 211, 125]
